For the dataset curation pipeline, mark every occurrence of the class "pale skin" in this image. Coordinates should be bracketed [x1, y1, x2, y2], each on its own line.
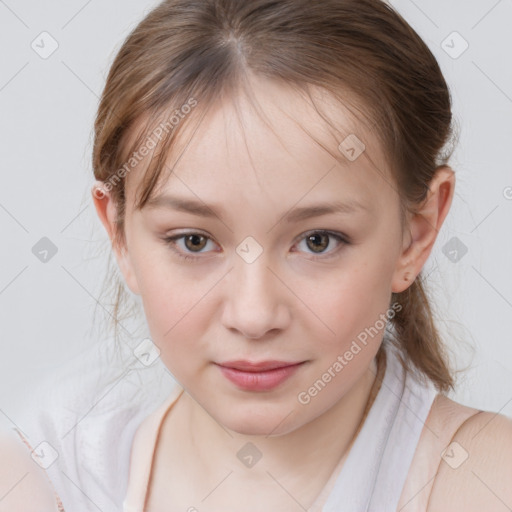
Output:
[0, 429, 60, 512]
[90, 77, 512, 511]
[2, 77, 509, 511]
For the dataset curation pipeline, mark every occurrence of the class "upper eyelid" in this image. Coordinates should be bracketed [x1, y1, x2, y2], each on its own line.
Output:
[293, 229, 348, 243]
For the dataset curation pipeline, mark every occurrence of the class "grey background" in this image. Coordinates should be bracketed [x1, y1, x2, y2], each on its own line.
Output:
[0, 0, 511, 426]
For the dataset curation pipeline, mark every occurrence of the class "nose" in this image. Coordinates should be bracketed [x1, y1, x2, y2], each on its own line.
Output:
[220, 254, 291, 340]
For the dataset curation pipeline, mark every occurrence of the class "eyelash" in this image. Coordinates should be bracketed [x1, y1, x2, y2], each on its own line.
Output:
[162, 230, 349, 262]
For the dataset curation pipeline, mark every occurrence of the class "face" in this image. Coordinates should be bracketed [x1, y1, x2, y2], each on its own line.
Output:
[102, 78, 416, 436]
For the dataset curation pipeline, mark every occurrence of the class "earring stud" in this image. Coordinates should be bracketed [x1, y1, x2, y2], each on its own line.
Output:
[93, 185, 106, 199]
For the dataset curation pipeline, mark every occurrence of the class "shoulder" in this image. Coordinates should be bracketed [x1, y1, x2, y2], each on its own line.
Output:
[128, 386, 184, 468]
[426, 396, 512, 512]
[398, 393, 479, 510]
[0, 428, 60, 511]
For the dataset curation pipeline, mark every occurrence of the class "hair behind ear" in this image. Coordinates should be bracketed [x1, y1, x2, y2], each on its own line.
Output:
[389, 276, 455, 394]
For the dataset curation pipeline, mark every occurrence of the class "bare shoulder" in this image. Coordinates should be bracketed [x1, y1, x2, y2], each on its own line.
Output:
[0, 428, 60, 512]
[426, 396, 512, 512]
[398, 393, 480, 511]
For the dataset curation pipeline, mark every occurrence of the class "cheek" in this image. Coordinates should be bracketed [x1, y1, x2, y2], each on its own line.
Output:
[304, 253, 396, 354]
[130, 249, 206, 340]
[138, 281, 209, 378]
[139, 279, 208, 340]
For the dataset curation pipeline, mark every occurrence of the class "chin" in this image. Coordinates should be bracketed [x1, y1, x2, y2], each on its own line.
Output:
[225, 418, 289, 437]
[214, 403, 301, 437]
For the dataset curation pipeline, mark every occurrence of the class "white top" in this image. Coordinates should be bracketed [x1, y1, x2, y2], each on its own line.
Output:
[121, 338, 438, 511]
[323, 340, 437, 511]
[11, 339, 178, 512]
[11, 337, 438, 512]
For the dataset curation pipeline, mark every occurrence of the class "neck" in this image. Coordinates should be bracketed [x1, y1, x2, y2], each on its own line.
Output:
[176, 350, 384, 496]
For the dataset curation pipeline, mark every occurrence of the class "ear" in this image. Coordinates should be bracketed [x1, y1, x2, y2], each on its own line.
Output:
[391, 166, 455, 293]
[91, 181, 141, 296]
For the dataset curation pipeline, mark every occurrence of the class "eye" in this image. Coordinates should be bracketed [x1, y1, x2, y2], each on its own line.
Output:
[163, 232, 219, 261]
[162, 229, 349, 262]
[292, 230, 348, 259]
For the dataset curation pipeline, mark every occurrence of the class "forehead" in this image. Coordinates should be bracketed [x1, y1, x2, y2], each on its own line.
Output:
[126, 76, 398, 213]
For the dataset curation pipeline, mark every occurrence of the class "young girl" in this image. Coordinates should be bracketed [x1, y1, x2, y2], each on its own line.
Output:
[3, 0, 512, 511]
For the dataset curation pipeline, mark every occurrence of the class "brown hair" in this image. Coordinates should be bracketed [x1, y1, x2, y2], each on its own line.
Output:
[92, 0, 461, 393]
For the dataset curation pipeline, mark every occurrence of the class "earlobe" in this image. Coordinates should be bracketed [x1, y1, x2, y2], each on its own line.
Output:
[391, 166, 455, 293]
[91, 181, 141, 296]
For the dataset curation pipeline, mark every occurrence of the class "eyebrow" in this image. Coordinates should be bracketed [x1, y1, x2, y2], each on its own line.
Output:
[145, 194, 369, 222]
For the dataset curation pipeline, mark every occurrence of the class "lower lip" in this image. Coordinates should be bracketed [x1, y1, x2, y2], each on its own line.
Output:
[217, 363, 304, 391]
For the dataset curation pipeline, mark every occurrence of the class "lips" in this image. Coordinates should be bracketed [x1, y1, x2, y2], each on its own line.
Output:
[218, 360, 301, 372]
[215, 360, 305, 391]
